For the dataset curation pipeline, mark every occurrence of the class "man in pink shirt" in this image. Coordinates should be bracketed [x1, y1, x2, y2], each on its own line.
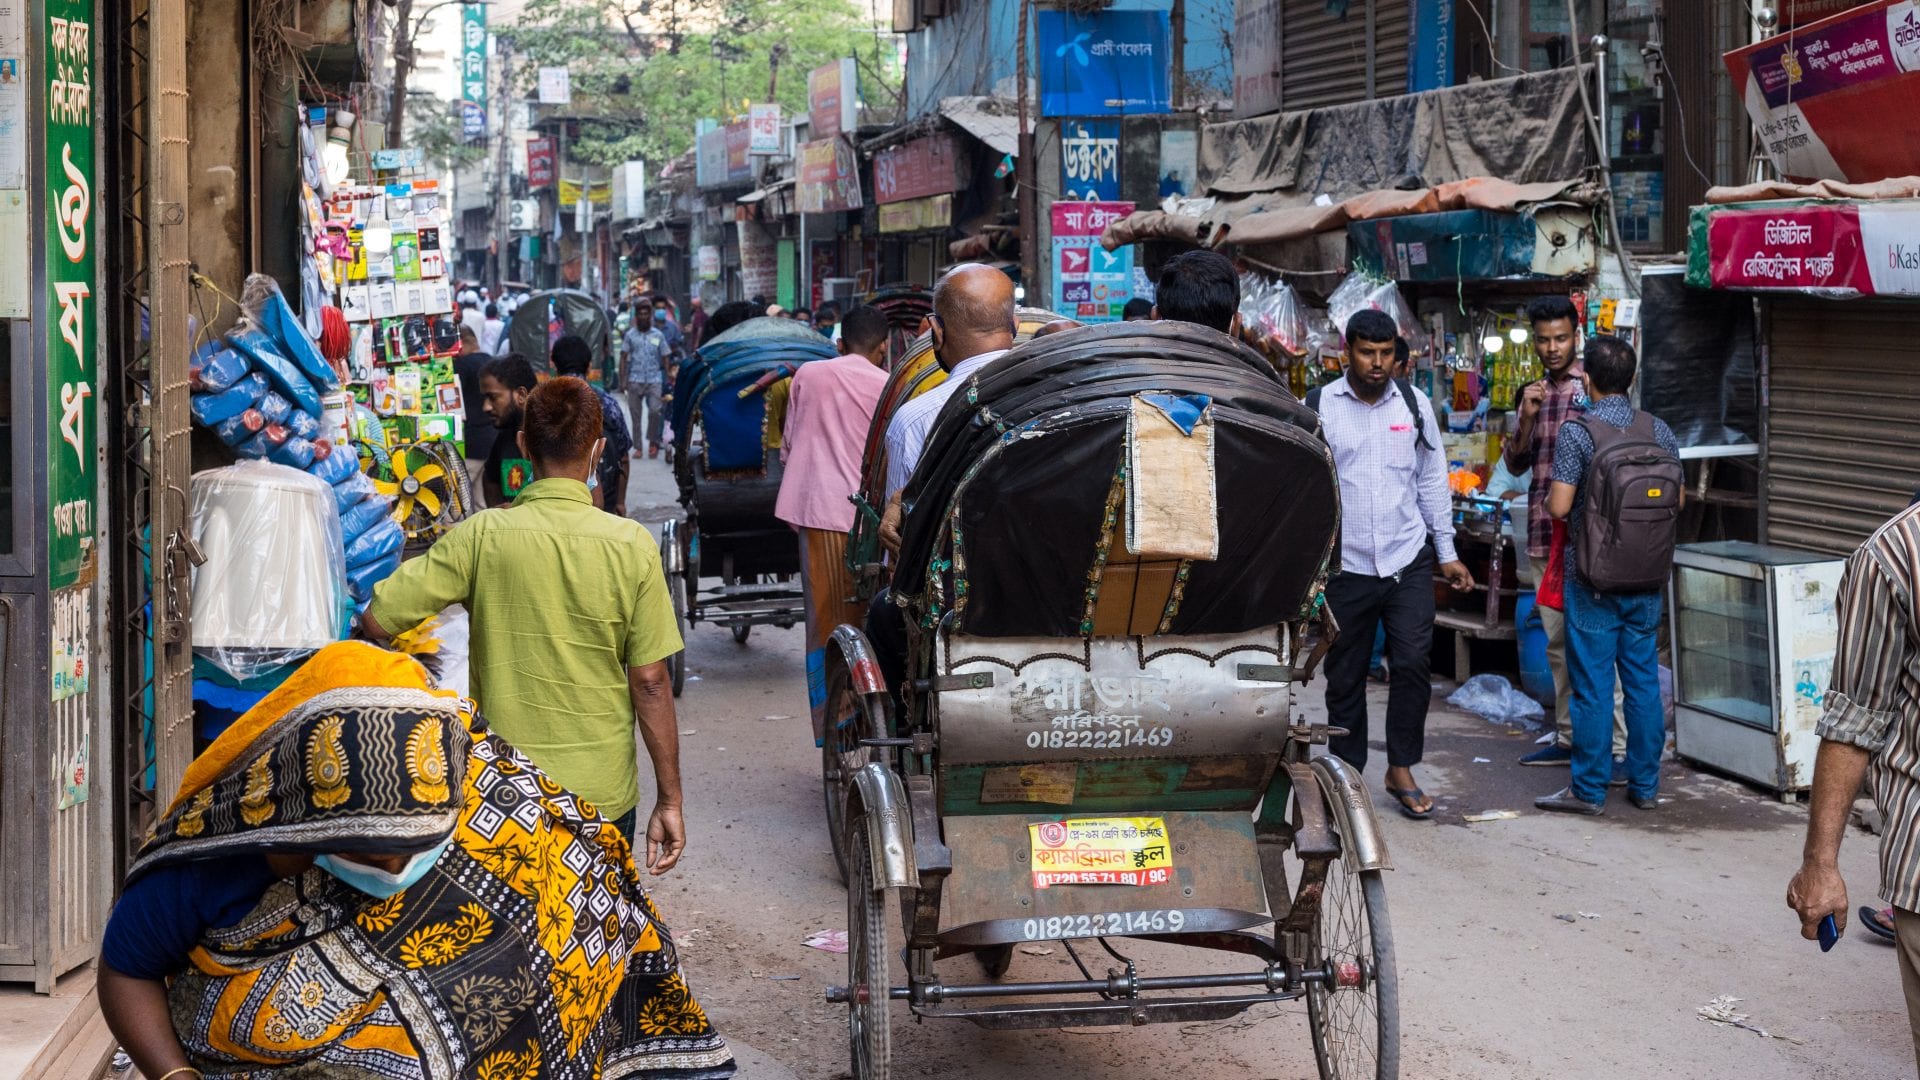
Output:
[776, 305, 891, 741]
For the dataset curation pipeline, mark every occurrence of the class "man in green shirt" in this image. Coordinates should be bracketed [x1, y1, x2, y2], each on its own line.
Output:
[362, 377, 690, 873]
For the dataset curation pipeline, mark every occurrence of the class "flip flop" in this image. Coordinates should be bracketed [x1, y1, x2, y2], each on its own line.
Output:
[1384, 785, 1434, 820]
[1861, 905, 1898, 942]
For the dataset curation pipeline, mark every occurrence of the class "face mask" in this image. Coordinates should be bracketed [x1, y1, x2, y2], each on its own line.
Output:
[315, 837, 451, 898]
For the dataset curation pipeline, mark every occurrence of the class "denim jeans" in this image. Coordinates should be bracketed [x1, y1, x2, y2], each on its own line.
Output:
[1563, 576, 1666, 804]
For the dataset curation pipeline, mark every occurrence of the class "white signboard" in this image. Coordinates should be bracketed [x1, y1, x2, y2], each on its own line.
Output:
[537, 66, 571, 105]
[611, 161, 647, 222]
[697, 244, 721, 282]
[748, 104, 783, 155]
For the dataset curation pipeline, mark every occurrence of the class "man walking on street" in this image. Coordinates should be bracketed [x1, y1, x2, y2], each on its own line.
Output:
[1317, 310, 1475, 819]
[777, 304, 891, 742]
[1788, 501, 1920, 1066]
[1505, 297, 1630, 776]
[1152, 250, 1240, 334]
[477, 355, 536, 509]
[1535, 335, 1682, 816]
[624, 302, 670, 459]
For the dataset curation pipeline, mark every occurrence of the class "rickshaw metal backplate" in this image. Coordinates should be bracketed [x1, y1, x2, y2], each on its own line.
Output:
[935, 810, 1269, 948]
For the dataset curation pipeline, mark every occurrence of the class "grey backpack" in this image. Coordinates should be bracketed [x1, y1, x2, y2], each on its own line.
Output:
[1573, 411, 1684, 593]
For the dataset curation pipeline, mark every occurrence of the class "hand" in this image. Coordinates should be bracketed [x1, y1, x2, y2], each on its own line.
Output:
[1517, 380, 1547, 423]
[1440, 560, 1475, 591]
[1787, 859, 1849, 941]
[645, 802, 686, 875]
[879, 493, 905, 556]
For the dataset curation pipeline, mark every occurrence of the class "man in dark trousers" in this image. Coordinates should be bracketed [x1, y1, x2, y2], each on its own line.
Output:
[1316, 309, 1474, 818]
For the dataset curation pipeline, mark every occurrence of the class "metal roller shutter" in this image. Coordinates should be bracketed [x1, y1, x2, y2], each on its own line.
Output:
[1764, 297, 1920, 555]
[1280, 0, 1411, 110]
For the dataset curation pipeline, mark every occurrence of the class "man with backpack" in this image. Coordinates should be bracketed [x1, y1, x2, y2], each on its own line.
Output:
[1534, 334, 1683, 816]
[1313, 310, 1475, 819]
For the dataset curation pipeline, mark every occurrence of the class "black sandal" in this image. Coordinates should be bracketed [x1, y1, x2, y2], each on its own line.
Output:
[1384, 785, 1434, 820]
[1862, 905, 1898, 942]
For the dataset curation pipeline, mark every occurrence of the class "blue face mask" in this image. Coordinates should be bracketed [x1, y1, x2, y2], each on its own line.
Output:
[315, 837, 451, 898]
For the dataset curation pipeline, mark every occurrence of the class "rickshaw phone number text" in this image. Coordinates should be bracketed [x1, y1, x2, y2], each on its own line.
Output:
[1022, 909, 1186, 941]
[1025, 726, 1175, 750]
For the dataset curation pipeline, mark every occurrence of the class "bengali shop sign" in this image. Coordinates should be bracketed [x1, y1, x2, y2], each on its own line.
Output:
[1726, 0, 1920, 181]
[527, 136, 555, 188]
[1028, 817, 1173, 889]
[1704, 201, 1920, 296]
[1051, 201, 1134, 322]
[873, 133, 958, 204]
[796, 138, 863, 213]
[878, 194, 951, 233]
[808, 59, 857, 141]
[47, 0, 97, 589]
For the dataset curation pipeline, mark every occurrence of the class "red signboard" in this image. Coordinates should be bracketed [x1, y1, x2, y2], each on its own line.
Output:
[797, 138, 863, 214]
[527, 137, 556, 189]
[1725, 0, 1920, 182]
[874, 133, 959, 204]
[808, 59, 855, 141]
[1704, 201, 1920, 297]
[725, 121, 752, 180]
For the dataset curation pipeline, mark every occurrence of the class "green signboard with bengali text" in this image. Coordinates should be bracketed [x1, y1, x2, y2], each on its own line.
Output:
[46, 0, 97, 589]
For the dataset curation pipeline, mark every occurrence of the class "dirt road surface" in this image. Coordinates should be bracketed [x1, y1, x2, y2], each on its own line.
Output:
[622, 461, 1909, 1080]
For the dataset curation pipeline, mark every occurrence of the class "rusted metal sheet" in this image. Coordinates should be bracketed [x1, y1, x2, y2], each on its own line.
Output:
[937, 810, 1268, 947]
[933, 628, 1291, 766]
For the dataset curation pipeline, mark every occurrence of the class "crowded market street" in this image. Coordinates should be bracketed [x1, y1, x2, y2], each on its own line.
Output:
[626, 463, 1903, 1080]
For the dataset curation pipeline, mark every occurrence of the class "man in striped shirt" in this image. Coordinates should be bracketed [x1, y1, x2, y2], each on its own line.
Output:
[1789, 502, 1920, 1065]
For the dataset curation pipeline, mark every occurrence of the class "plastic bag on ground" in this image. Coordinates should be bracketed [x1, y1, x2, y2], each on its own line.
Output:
[190, 461, 347, 682]
[1446, 673, 1546, 725]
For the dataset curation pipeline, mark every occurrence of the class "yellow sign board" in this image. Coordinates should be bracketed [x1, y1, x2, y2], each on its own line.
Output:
[1028, 816, 1173, 889]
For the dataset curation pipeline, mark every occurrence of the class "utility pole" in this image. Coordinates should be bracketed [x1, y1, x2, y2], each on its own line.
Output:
[1016, 0, 1037, 293]
[494, 37, 515, 289]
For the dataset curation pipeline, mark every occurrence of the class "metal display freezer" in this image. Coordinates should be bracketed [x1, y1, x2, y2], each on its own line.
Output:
[1668, 541, 1845, 798]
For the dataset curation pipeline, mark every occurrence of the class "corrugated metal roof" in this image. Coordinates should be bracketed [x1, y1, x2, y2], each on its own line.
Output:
[937, 96, 1027, 157]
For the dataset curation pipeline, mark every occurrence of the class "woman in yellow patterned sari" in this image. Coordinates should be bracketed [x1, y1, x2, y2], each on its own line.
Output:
[98, 641, 734, 1080]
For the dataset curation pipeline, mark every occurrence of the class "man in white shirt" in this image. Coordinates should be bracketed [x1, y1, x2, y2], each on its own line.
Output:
[876, 263, 1016, 548]
[1316, 309, 1474, 819]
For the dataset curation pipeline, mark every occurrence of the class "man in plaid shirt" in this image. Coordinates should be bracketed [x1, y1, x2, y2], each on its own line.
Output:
[1505, 297, 1627, 774]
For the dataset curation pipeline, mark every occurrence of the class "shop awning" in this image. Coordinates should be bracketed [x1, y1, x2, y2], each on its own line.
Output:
[1100, 177, 1598, 252]
[937, 96, 1026, 157]
[1685, 197, 1920, 298]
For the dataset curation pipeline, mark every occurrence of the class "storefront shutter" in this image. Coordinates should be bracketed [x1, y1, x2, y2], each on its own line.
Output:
[1764, 296, 1920, 555]
[1280, 0, 1412, 111]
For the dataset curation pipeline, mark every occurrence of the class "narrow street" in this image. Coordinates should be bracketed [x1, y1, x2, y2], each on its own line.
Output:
[623, 463, 1911, 1080]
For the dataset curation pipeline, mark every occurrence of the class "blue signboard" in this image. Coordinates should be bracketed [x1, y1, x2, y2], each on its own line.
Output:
[1060, 120, 1121, 201]
[1037, 10, 1172, 117]
[1409, 0, 1454, 93]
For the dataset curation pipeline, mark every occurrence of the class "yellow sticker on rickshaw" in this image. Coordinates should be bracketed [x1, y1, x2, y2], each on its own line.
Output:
[1028, 817, 1173, 889]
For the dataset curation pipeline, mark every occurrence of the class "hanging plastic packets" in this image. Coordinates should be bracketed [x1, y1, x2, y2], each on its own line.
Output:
[1258, 281, 1311, 361]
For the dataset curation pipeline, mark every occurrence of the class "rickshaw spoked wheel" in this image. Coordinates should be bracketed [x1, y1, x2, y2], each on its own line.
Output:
[1304, 850, 1398, 1080]
[846, 812, 893, 1080]
[820, 658, 876, 885]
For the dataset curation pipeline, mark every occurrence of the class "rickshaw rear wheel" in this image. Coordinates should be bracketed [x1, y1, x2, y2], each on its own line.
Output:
[1305, 859, 1398, 1080]
[733, 624, 752, 644]
[846, 815, 893, 1080]
[820, 659, 875, 885]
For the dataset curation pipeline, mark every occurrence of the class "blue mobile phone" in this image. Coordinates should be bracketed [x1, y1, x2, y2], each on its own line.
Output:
[1818, 913, 1841, 952]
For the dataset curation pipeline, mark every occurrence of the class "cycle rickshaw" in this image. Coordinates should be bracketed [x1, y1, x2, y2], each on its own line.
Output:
[659, 316, 837, 694]
[819, 320, 1398, 1079]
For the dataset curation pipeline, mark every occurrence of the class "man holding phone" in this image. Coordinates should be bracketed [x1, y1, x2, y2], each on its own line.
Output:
[1788, 501, 1920, 1065]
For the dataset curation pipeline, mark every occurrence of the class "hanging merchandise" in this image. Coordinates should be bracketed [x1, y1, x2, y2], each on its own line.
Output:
[189, 462, 349, 683]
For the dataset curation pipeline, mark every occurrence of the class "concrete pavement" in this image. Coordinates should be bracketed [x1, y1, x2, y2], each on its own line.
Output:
[621, 455, 1910, 1080]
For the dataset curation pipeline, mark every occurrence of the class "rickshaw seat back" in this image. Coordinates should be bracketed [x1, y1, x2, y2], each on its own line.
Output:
[930, 626, 1291, 818]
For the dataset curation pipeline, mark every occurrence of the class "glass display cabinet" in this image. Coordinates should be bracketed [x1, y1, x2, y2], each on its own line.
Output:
[1669, 542, 1845, 798]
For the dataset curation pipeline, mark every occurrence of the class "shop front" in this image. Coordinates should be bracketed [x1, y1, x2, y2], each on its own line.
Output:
[870, 131, 962, 287]
[1688, 196, 1920, 556]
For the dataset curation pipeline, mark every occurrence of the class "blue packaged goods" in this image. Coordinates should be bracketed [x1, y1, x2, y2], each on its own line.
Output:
[191, 372, 270, 427]
[338, 492, 393, 538]
[345, 516, 403, 568]
[226, 328, 322, 416]
[256, 391, 292, 426]
[347, 548, 402, 604]
[268, 436, 316, 470]
[285, 408, 320, 440]
[333, 470, 380, 512]
[189, 344, 250, 393]
[255, 278, 341, 391]
[235, 423, 291, 460]
[212, 408, 265, 446]
[307, 441, 357, 486]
